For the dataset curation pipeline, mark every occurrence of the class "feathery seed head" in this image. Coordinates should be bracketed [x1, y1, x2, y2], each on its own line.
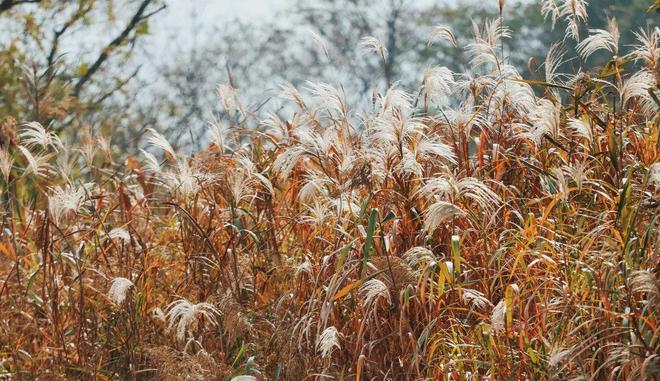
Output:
[317, 326, 341, 359]
[576, 21, 619, 60]
[491, 300, 506, 332]
[403, 246, 437, 273]
[560, 0, 589, 41]
[0, 147, 13, 181]
[161, 158, 214, 197]
[145, 128, 177, 161]
[231, 377, 257, 381]
[567, 118, 592, 142]
[424, 200, 465, 233]
[309, 30, 329, 58]
[548, 347, 572, 368]
[422, 66, 456, 106]
[649, 162, 660, 187]
[108, 277, 134, 305]
[427, 25, 457, 47]
[545, 43, 567, 84]
[620, 70, 657, 115]
[630, 27, 660, 71]
[630, 270, 660, 313]
[48, 183, 89, 223]
[17, 145, 52, 178]
[108, 228, 131, 243]
[140, 149, 161, 174]
[304, 81, 346, 113]
[457, 177, 501, 212]
[217, 83, 239, 114]
[359, 278, 391, 307]
[19, 121, 61, 151]
[462, 288, 493, 310]
[359, 36, 388, 60]
[166, 298, 219, 342]
[207, 118, 230, 153]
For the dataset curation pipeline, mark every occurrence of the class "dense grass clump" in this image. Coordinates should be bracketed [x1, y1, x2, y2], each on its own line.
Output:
[0, 4, 659, 380]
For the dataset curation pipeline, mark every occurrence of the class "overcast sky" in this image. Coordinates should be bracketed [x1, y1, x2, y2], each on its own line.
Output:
[155, 0, 293, 30]
[152, 0, 441, 33]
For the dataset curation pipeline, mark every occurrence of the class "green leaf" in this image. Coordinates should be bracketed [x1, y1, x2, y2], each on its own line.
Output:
[231, 343, 248, 367]
[76, 63, 89, 77]
[451, 235, 461, 277]
[607, 126, 619, 173]
[617, 167, 633, 229]
[136, 21, 149, 36]
[361, 208, 378, 274]
[381, 210, 396, 225]
[505, 283, 519, 330]
[336, 241, 353, 270]
[359, 195, 372, 218]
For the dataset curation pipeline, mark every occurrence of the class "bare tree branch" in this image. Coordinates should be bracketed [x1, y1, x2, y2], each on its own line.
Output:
[0, 0, 41, 14]
[92, 65, 141, 105]
[72, 0, 165, 96]
[47, 2, 94, 67]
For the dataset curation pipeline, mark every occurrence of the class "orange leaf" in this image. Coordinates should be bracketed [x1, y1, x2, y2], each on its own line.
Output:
[0, 241, 14, 259]
[331, 278, 365, 302]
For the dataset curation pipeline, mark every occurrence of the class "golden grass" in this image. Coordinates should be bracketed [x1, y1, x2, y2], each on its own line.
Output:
[0, 9, 658, 381]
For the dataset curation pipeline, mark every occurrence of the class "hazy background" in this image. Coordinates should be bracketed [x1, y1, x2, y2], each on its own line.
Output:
[0, 0, 655, 153]
[157, 0, 292, 22]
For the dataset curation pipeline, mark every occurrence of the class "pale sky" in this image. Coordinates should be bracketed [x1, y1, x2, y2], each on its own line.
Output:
[155, 0, 294, 29]
[153, 0, 441, 32]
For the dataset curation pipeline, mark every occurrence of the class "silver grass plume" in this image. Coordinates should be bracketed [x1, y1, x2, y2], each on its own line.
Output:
[317, 326, 341, 359]
[108, 277, 134, 304]
[166, 298, 220, 342]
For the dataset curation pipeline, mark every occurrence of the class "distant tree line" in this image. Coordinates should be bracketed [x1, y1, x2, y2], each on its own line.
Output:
[0, 0, 656, 153]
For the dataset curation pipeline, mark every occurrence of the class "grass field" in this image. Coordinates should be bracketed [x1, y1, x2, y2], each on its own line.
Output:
[0, 4, 659, 380]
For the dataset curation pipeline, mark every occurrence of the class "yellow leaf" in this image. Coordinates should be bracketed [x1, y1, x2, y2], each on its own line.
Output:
[0, 241, 14, 259]
[332, 269, 385, 302]
[332, 278, 365, 302]
[355, 354, 366, 381]
[505, 284, 519, 330]
[76, 63, 89, 77]
[541, 194, 560, 225]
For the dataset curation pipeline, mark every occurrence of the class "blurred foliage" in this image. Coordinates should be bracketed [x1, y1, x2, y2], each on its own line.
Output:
[0, 0, 164, 147]
[0, 1, 658, 376]
[0, 0, 657, 152]
[145, 0, 658, 150]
